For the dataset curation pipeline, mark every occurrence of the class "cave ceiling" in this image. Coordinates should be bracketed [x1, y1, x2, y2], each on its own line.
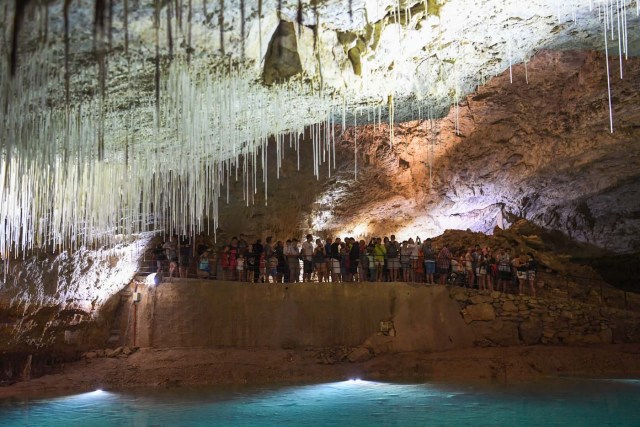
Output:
[1, 0, 639, 254]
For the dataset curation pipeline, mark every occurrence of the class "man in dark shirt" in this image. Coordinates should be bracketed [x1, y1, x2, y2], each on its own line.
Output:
[349, 237, 360, 281]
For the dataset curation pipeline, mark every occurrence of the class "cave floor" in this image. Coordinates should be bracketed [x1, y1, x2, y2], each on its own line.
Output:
[2, 344, 640, 400]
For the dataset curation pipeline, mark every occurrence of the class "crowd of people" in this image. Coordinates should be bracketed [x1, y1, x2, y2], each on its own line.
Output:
[151, 233, 538, 296]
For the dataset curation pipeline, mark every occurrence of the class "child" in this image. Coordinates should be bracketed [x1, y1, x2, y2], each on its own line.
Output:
[220, 246, 230, 281]
[268, 254, 278, 283]
[246, 245, 256, 283]
[197, 251, 211, 279]
[259, 252, 267, 283]
[236, 253, 245, 282]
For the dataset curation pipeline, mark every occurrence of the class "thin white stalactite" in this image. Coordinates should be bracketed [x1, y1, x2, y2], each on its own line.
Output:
[354, 110, 357, 180]
[604, 2, 615, 133]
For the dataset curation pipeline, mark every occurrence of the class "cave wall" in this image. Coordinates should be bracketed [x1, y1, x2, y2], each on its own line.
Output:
[125, 280, 640, 353]
[0, 235, 151, 365]
[133, 281, 475, 351]
[262, 50, 640, 253]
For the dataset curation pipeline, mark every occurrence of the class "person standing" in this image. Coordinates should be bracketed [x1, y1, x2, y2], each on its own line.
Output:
[163, 236, 178, 279]
[286, 239, 302, 283]
[313, 239, 327, 283]
[301, 234, 315, 282]
[373, 238, 387, 282]
[178, 236, 191, 279]
[422, 238, 436, 285]
[436, 244, 452, 285]
[153, 242, 167, 273]
[330, 237, 342, 283]
[387, 235, 400, 282]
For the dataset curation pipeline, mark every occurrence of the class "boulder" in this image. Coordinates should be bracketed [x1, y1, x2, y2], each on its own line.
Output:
[450, 287, 469, 301]
[363, 334, 396, 355]
[471, 320, 520, 346]
[502, 300, 518, 312]
[518, 318, 543, 345]
[464, 303, 496, 322]
[470, 294, 494, 304]
[348, 347, 373, 363]
[106, 346, 123, 358]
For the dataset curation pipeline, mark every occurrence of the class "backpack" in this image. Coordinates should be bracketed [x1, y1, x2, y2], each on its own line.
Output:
[387, 242, 399, 258]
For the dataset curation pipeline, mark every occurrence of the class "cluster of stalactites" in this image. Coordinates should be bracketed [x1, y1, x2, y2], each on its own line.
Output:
[1, 0, 639, 258]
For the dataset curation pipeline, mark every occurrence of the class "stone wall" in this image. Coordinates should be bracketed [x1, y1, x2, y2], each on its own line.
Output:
[450, 287, 640, 347]
[132, 281, 476, 352]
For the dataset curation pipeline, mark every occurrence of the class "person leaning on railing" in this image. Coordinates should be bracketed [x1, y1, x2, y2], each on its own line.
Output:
[422, 238, 437, 285]
[436, 245, 452, 285]
[374, 238, 387, 282]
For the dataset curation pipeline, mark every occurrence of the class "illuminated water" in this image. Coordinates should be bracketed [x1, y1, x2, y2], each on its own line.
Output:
[2, 378, 640, 426]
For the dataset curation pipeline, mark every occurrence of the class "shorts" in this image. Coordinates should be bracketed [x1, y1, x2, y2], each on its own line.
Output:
[349, 260, 359, 274]
[437, 267, 449, 275]
[477, 267, 486, 275]
[331, 259, 341, 274]
[499, 271, 512, 281]
[303, 259, 313, 274]
[424, 261, 435, 274]
[527, 271, 536, 281]
[516, 271, 527, 280]
[375, 260, 384, 267]
[388, 258, 400, 269]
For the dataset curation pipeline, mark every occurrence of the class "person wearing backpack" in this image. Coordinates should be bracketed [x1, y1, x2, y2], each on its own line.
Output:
[387, 235, 401, 282]
[422, 238, 436, 284]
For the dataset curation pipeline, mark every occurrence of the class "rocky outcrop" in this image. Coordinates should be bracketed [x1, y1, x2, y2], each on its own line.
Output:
[263, 21, 303, 85]
[308, 50, 640, 253]
[0, 234, 151, 385]
[450, 287, 640, 347]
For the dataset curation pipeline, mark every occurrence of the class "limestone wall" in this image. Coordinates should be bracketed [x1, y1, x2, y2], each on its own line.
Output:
[128, 281, 640, 353]
[132, 281, 475, 352]
[450, 287, 640, 347]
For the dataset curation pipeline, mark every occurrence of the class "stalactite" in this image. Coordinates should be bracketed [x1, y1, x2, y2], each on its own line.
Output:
[42, 2, 48, 47]
[167, 0, 174, 60]
[218, 0, 224, 55]
[63, 0, 72, 106]
[107, 0, 113, 51]
[388, 93, 394, 146]
[257, 0, 263, 61]
[124, 0, 129, 57]
[93, 0, 106, 49]
[174, 0, 181, 33]
[297, 0, 303, 34]
[187, 0, 193, 63]
[154, 0, 161, 127]
[3, 0, 633, 258]
[240, 0, 245, 59]
[603, 1, 614, 133]
[9, 0, 32, 77]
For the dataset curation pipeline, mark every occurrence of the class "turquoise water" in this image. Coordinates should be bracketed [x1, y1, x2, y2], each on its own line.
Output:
[2, 378, 640, 426]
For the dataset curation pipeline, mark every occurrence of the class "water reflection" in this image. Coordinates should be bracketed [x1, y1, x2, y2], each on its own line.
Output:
[2, 379, 640, 426]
